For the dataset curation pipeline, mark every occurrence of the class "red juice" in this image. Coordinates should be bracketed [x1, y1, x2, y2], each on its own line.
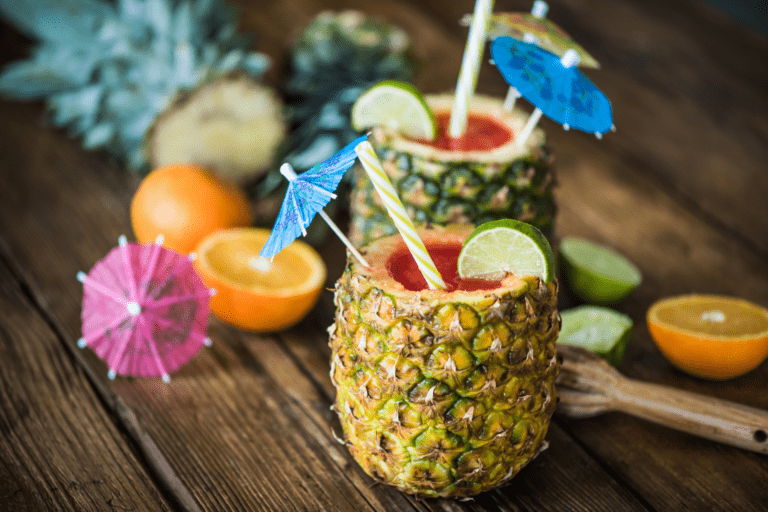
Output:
[386, 243, 502, 292]
[416, 112, 513, 152]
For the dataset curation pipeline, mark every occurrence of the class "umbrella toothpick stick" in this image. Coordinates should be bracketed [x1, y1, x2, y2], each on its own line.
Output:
[517, 108, 544, 146]
[280, 163, 370, 268]
[503, 87, 522, 111]
[516, 49, 581, 147]
[532, 0, 549, 19]
[503, 32, 537, 113]
[317, 209, 369, 268]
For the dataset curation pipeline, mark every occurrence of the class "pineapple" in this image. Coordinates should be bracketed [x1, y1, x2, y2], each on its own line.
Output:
[0, 0, 283, 178]
[282, 10, 415, 173]
[144, 73, 286, 185]
[348, 94, 555, 247]
[329, 224, 559, 498]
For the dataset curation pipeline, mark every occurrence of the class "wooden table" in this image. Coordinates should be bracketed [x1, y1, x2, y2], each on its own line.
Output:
[1, 0, 767, 510]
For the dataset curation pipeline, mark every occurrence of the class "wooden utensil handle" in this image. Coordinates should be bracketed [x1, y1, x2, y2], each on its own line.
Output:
[612, 379, 768, 454]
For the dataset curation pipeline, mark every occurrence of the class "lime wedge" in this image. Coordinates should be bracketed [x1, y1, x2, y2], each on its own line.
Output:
[351, 80, 437, 140]
[559, 237, 642, 306]
[559, 306, 633, 366]
[457, 219, 554, 282]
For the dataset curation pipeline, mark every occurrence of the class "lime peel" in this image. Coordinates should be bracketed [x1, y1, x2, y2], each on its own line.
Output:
[559, 306, 633, 366]
[457, 219, 554, 283]
[559, 237, 641, 306]
[351, 80, 437, 140]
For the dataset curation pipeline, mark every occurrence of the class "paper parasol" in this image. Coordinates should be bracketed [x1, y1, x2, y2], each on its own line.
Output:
[463, 1, 600, 68]
[490, 36, 613, 146]
[78, 235, 214, 382]
[259, 134, 369, 266]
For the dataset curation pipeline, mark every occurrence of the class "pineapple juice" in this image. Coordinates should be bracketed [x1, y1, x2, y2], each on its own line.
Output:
[348, 94, 555, 247]
[329, 224, 559, 498]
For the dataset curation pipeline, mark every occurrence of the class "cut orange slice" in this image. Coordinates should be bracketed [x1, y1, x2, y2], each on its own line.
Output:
[193, 228, 327, 332]
[647, 295, 768, 379]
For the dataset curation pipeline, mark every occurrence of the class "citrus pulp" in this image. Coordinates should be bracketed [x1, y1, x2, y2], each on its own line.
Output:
[559, 306, 633, 366]
[351, 80, 436, 140]
[559, 237, 641, 305]
[647, 295, 768, 379]
[457, 219, 554, 282]
[193, 228, 326, 331]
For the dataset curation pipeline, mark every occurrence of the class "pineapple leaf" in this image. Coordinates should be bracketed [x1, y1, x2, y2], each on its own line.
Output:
[0, 0, 271, 171]
[173, 1, 193, 41]
[146, 0, 172, 36]
[0, 60, 76, 98]
[0, 0, 113, 42]
[83, 122, 115, 149]
[49, 85, 104, 125]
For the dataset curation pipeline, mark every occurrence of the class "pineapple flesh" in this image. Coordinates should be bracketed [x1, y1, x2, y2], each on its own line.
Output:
[145, 74, 286, 185]
[329, 225, 560, 498]
[348, 95, 555, 248]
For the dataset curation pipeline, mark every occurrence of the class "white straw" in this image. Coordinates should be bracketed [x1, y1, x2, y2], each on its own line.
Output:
[450, 0, 495, 138]
[355, 141, 446, 290]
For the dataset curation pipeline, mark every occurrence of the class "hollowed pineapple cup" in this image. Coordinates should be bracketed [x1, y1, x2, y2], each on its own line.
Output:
[348, 94, 556, 248]
[329, 224, 560, 498]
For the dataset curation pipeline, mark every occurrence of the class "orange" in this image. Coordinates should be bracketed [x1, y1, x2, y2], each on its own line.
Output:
[193, 227, 327, 331]
[647, 295, 768, 379]
[131, 164, 252, 255]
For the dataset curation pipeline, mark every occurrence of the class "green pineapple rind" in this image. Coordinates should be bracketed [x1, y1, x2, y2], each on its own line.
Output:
[348, 95, 556, 248]
[329, 232, 560, 498]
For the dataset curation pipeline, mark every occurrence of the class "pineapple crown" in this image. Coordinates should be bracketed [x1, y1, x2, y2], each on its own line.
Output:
[281, 10, 417, 173]
[0, 0, 270, 170]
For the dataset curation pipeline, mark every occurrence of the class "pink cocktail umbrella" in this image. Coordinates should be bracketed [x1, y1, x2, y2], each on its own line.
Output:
[78, 235, 215, 382]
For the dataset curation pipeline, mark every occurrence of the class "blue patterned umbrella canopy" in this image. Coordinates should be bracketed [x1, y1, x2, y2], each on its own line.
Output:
[260, 134, 368, 260]
[490, 36, 612, 138]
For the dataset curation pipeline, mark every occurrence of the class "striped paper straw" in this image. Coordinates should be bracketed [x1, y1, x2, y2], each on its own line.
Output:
[449, 0, 495, 138]
[355, 141, 447, 290]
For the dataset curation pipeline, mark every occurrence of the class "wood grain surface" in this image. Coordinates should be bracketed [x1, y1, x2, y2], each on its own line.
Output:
[1, 0, 767, 510]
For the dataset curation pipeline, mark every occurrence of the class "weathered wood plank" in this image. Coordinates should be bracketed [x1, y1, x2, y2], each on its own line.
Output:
[551, 134, 768, 511]
[1, 0, 767, 510]
[0, 252, 173, 511]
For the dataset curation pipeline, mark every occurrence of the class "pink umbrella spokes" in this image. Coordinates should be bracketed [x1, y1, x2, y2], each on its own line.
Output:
[78, 235, 216, 382]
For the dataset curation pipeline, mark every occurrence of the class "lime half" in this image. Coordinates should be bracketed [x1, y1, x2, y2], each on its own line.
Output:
[559, 237, 642, 306]
[457, 219, 554, 282]
[559, 306, 633, 366]
[351, 80, 436, 140]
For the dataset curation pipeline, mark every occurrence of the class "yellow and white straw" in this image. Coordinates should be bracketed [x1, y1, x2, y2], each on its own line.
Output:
[449, 0, 495, 138]
[355, 141, 446, 290]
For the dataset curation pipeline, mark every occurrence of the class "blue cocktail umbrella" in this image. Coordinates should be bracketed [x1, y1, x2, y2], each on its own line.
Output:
[260, 134, 369, 266]
[490, 36, 613, 146]
[464, 1, 600, 112]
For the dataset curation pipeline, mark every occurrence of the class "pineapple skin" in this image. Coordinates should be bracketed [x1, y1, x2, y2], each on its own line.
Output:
[329, 227, 560, 498]
[348, 95, 556, 248]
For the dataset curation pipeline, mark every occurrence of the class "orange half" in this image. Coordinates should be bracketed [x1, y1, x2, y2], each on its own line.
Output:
[647, 295, 768, 379]
[194, 228, 327, 332]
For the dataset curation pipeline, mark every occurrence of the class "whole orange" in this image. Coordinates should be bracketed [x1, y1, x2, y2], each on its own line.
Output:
[131, 164, 252, 254]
